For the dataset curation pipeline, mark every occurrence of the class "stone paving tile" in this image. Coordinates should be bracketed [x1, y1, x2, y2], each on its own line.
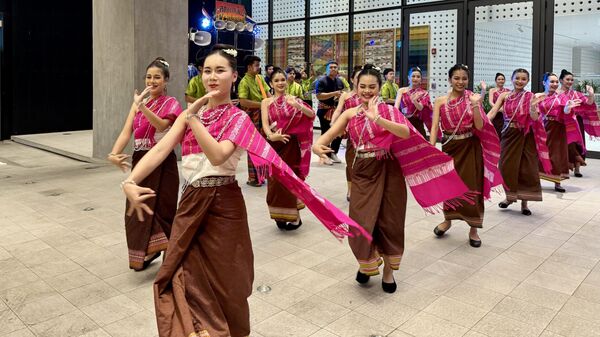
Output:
[2, 140, 600, 336]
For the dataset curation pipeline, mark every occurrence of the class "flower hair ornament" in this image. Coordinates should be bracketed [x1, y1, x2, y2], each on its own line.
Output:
[223, 49, 238, 57]
[158, 60, 170, 68]
[372, 66, 382, 73]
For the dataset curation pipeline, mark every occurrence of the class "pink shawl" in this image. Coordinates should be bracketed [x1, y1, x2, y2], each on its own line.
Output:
[400, 88, 439, 138]
[539, 93, 585, 151]
[344, 92, 361, 110]
[347, 103, 475, 214]
[440, 90, 503, 200]
[181, 104, 369, 240]
[268, 96, 315, 179]
[564, 89, 600, 139]
[503, 91, 553, 174]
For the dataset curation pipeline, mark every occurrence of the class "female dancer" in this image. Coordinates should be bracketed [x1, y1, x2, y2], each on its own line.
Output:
[314, 67, 473, 293]
[538, 72, 581, 192]
[558, 69, 598, 177]
[488, 73, 510, 137]
[430, 64, 503, 247]
[108, 57, 181, 271]
[487, 68, 551, 216]
[331, 65, 363, 201]
[122, 45, 366, 337]
[394, 66, 435, 139]
[261, 67, 315, 230]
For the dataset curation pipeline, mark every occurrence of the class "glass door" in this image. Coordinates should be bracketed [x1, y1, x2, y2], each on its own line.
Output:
[403, 4, 463, 99]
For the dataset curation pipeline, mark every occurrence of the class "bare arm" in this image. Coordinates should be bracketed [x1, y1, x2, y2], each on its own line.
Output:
[469, 93, 484, 131]
[487, 92, 507, 120]
[316, 91, 341, 101]
[313, 109, 352, 157]
[430, 97, 444, 145]
[239, 98, 262, 110]
[290, 96, 315, 118]
[185, 94, 198, 104]
[331, 92, 349, 124]
[394, 87, 408, 110]
[363, 98, 409, 139]
[125, 113, 187, 184]
[110, 102, 136, 155]
[134, 87, 171, 132]
[107, 103, 137, 171]
[488, 88, 497, 106]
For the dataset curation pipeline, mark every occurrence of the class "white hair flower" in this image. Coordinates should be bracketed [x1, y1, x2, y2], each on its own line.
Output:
[158, 60, 169, 68]
[223, 49, 238, 57]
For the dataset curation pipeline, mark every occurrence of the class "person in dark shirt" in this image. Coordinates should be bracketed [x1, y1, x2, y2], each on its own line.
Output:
[316, 61, 345, 164]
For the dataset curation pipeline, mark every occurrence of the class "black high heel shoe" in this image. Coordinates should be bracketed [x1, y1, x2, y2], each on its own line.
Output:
[469, 238, 482, 248]
[382, 279, 397, 293]
[554, 185, 566, 193]
[138, 252, 161, 271]
[285, 220, 303, 231]
[276, 221, 287, 230]
[356, 270, 370, 284]
[521, 208, 532, 216]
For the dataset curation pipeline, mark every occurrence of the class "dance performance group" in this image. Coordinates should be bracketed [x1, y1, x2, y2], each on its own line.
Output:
[107, 44, 599, 336]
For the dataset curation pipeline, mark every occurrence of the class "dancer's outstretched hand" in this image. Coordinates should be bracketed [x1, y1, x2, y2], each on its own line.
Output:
[312, 144, 333, 159]
[123, 183, 156, 221]
[108, 153, 132, 172]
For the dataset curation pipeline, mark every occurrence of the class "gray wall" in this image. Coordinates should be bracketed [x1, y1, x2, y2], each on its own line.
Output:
[93, 0, 188, 159]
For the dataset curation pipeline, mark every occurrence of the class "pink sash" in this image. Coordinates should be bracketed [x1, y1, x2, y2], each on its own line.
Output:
[441, 91, 503, 199]
[400, 88, 440, 138]
[182, 104, 369, 240]
[348, 103, 476, 214]
[503, 91, 553, 174]
[564, 90, 600, 139]
[268, 96, 315, 179]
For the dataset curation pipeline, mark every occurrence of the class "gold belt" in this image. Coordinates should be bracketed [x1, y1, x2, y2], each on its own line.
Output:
[508, 122, 523, 129]
[445, 131, 473, 140]
[191, 176, 236, 188]
[355, 150, 387, 158]
[545, 116, 558, 121]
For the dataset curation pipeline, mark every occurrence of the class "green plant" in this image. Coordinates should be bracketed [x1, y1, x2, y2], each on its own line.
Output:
[574, 79, 600, 93]
[475, 83, 493, 112]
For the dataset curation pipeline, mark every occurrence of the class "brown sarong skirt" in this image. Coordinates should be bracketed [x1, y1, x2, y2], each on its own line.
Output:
[540, 120, 569, 182]
[345, 140, 356, 184]
[349, 156, 406, 276]
[492, 113, 504, 139]
[267, 136, 305, 222]
[499, 128, 542, 202]
[154, 182, 253, 337]
[442, 136, 484, 227]
[125, 150, 178, 270]
[408, 115, 427, 139]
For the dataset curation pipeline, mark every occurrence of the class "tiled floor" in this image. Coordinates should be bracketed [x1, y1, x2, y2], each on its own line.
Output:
[1, 138, 600, 337]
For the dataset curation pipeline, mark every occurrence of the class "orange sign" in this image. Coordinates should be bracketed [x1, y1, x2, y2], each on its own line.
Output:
[215, 1, 246, 22]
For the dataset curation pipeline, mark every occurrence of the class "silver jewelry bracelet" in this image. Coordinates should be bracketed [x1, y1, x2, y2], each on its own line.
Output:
[373, 114, 382, 123]
[120, 180, 136, 190]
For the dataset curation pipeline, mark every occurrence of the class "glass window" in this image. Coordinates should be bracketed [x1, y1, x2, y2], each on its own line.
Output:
[473, 2, 534, 92]
[309, 16, 349, 76]
[553, 0, 600, 152]
[274, 0, 305, 21]
[353, 8, 402, 80]
[310, 0, 348, 17]
[406, 0, 447, 4]
[255, 24, 269, 71]
[272, 21, 306, 69]
[408, 9, 458, 99]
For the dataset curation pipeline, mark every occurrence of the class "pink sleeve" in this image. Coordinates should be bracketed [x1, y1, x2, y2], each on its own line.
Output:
[159, 97, 183, 123]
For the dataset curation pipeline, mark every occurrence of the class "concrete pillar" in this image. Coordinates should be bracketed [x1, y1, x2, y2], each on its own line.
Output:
[93, 0, 188, 159]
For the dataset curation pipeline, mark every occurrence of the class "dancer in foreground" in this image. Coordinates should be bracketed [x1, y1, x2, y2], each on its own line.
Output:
[122, 45, 367, 337]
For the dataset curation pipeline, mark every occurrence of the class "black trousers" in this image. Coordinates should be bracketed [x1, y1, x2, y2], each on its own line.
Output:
[317, 109, 342, 155]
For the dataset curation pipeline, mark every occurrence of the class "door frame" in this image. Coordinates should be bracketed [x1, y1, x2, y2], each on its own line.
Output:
[400, 1, 467, 88]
